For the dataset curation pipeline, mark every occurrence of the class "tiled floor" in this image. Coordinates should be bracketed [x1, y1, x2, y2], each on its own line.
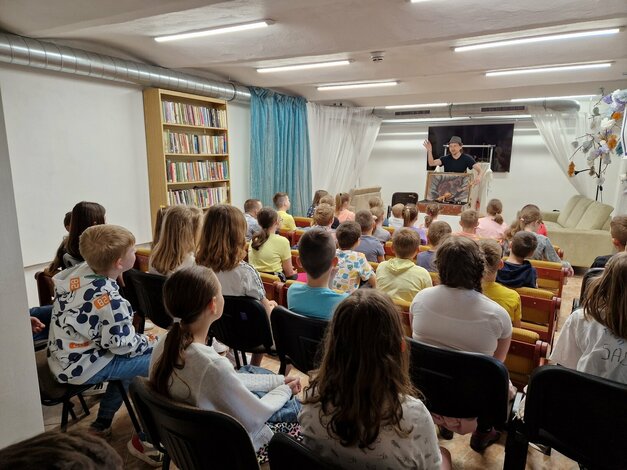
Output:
[44, 273, 584, 469]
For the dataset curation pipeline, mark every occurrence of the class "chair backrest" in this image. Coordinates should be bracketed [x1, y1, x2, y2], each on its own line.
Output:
[428, 271, 440, 285]
[34, 271, 55, 307]
[134, 247, 152, 272]
[528, 259, 565, 297]
[210, 296, 274, 353]
[278, 228, 294, 244]
[291, 249, 302, 272]
[524, 366, 627, 469]
[519, 294, 558, 344]
[268, 432, 339, 470]
[270, 306, 328, 375]
[504, 328, 548, 390]
[408, 338, 510, 424]
[294, 217, 313, 228]
[129, 378, 259, 470]
[259, 272, 282, 300]
[123, 269, 171, 329]
[578, 267, 604, 304]
[292, 230, 306, 247]
[384, 241, 395, 259]
[391, 192, 419, 206]
[392, 299, 412, 337]
[278, 279, 304, 308]
[35, 347, 89, 404]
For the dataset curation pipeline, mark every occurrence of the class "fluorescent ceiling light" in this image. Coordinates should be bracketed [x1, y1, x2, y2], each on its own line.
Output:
[318, 81, 398, 91]
[155, 20, 272, 42]
[379, 132, 428, 136]
[385, 103, 449, 109]
[510, 94, 597, 102]
[514, 128, 539, 133]
[257, 60, 351, 73]
[455, 28, 620, 52]
[383, 117, 467, 123]
[486, 62, 611, 77]
[410, 0, 432, 3]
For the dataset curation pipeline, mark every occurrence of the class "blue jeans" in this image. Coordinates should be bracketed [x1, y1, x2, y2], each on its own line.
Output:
[30, 305, 53, 342]
[86, 353, 151, 422]
[238, 365, 301, 423]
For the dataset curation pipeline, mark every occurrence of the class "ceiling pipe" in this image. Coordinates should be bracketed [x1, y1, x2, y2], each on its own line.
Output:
[0, 32, 251, 102]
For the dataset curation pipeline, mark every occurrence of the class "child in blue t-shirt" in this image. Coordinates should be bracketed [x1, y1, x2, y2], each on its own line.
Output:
[287, 229, 348, 320]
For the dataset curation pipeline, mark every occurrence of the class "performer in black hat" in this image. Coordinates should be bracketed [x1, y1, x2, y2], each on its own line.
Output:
[424, 136, 483, 183]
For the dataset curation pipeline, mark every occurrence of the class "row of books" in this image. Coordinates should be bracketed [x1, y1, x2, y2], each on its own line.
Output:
[167, 186, 229, 207]
[164, 130, 228, 155]
[162, 100, 227, 128]
[166, 160, 229, 183]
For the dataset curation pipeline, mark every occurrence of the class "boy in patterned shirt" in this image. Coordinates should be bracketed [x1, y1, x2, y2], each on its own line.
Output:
[331, 222, 376, 293]
[47, 224, 157, 455]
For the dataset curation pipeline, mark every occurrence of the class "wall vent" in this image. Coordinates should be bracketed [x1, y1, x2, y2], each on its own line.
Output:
[395, 110, 431, 116]
[480, 105, 527, 113]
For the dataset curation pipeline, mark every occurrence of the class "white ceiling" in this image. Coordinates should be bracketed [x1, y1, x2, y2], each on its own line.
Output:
[1, 0, 626, 106]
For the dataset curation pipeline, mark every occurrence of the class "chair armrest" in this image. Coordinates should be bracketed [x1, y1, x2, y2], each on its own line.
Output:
[541, 211, 559, 222]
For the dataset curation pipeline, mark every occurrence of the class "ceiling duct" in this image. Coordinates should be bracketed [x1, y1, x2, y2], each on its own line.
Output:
[381, 100, 580, 120]
[0, 32, 251, 102]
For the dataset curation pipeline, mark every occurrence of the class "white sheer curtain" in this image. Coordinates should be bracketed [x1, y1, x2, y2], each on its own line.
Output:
[529, 105, 595, 198]
[307, 103, 381, 194]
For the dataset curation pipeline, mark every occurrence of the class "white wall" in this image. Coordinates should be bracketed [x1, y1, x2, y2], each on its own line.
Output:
[361, 125, 623, 226]
[0, 65, 251, 307]
[0, 87, 44, 447]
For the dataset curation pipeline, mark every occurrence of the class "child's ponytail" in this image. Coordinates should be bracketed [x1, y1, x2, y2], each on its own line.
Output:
[335, 193, 350, 215]
[486, 199, 504, 225]
[150, 322, 194, 399]
[505, 205, 541, 239]
[424, 203, 440, 229]
[251, 207, 278, 250]
[402, 205, 418, 228]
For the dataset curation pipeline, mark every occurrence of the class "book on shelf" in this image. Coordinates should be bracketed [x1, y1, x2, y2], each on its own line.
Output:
[162, 101, 227, 128]
[167, 186, 229, 207]
[164, 130, 228, 154]
[166, 160, 229, 183]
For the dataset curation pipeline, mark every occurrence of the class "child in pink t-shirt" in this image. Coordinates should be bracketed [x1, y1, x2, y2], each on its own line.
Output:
[335, 192, 355, 223]
[477, 199, 508, 240]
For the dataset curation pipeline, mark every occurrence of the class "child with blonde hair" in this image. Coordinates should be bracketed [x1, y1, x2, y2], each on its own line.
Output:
[149, 205, 197, 275]
[389, 203, 405, 229]
[455, 209, 480, 240]
[332, 222, 376, 293]
[370, 206, 391, 243]
[300, 289, 448, 469]
[477, 199, 508, 240]
[403, 204, 426, 244]
[423, 203, 440, 229]
[376, 229, 432, 303]
[320, 194, 340, 229]
[335, 192, 355, 223]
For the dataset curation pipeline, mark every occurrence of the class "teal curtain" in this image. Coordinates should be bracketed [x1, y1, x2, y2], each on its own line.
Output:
[249, 87, 311, 216]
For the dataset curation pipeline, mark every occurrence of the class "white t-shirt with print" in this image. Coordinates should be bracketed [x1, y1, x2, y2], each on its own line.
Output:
[550, 308, 627, 384]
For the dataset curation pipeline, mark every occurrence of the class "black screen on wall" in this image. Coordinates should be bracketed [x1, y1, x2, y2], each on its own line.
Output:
[427, 124, 514, 173]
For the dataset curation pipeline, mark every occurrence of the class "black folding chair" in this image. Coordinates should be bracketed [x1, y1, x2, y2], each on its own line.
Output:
[391, 192, 419, 206]
[129, 377, 259, 470]
[268, 433, 339, 470]
[270, 306, 328, 375]
[123, 269, 171, 329]
[209, 296, 273, 369]
[504, 366, 627, 470]
[407, 338, 511, 430]
[572, 267, 604, 312]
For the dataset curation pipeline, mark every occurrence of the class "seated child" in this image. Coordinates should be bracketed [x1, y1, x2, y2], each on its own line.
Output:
[497, 231, 538, 288]
[300, 289, 448, 470]
[422, 203, 440, 230]
[411, 236, 512, 451]
[288, 229, 348, 320]
[149, 205, 196, 275]
[308, 203, 335, 233]
[591, 215, 627, 268]
[274, 192, 296, 231]
[354, 210, 384, 263]
[389, 203, 404, 228]
[476, 199, 508, 240]
[248, 208, 298, 281]
[368, 196, 389, 226]
[550, 252, 627, 384]
[376, 229, 432, 303]
[47, 225, 157, 459]
[320, 194, 340, 229]
[307, 189, 329, 218]
[151, 206, 168, 249]
[150, 265, 302, 455]
[331, 222, 376, 293]
[455, 209, 480, 240]
[418, 221, 452, 272]
[244, 198, 262, 241]
[479, 239, 522, 327]
[335, 192, 355, 223]
[370, 205, 391, 243]
[403, 204, 427, 244]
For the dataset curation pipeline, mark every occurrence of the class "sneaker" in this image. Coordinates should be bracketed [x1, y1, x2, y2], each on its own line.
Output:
[127, 434, 164, 467]
[83, 382, 107, 396]
[470, 427, 501, 453]
[439, 426, 454, 440]
[88, 421, 112, 439]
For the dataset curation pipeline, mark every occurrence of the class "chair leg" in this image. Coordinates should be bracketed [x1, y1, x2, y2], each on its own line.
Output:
[162, 453, 171, 470]
[234, 350, 241, 369]
[241, 350, 248, 367]
[78, 393, 90, 416]
[503, 425, 529, 470]
[61, 402, 69, 432]
[113, 381, 142, 436]
[68, 401, 77, 420]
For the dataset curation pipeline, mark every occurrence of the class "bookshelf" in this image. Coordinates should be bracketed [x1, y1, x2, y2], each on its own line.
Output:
[143, 88, 231, 229]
